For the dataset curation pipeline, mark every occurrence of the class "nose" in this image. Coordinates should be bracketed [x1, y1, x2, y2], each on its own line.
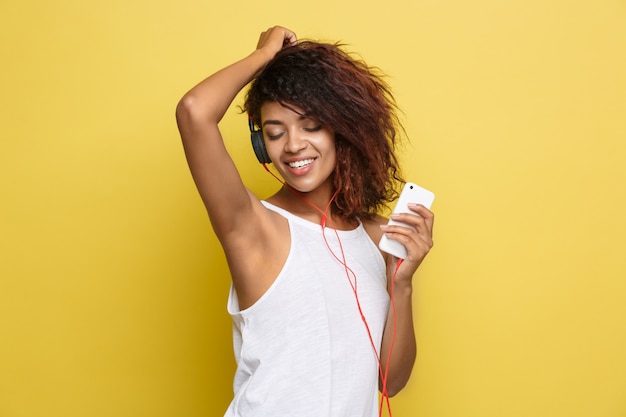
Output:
[283, 129, 308, 154]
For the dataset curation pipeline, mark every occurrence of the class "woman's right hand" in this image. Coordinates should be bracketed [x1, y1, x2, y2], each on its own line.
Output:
[256, 26, 297, 58]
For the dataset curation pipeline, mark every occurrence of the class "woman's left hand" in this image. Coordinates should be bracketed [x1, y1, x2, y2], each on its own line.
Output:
[380, 203, 434, 282]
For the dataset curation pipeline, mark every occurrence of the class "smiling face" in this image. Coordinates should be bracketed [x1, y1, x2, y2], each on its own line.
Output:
[261, 101, 336, 194]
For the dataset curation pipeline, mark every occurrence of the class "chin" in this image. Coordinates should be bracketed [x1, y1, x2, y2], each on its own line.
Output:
[288, 178, 333, 195]
[285, 182, 317, 194]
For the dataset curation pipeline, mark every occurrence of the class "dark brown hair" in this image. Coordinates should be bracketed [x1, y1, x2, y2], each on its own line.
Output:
[244, 41, 405, 220]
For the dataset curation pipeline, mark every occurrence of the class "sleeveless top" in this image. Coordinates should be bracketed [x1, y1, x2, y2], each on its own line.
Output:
[224, 201, 389, 417]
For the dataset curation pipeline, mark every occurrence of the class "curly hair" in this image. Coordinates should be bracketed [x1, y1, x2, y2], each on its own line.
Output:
[244, 41, 405, 220]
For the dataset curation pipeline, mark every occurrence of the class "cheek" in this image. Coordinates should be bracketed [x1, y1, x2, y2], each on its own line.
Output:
[264, 140, 280, 159]
[328, 144, 337, 161]
[322, 133, 336, 157]
[326, 138, 337, 162]
[323, 145, 338, 172]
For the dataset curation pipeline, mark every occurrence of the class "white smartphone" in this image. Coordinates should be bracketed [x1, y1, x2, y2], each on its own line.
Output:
[378, 182, 435, 259]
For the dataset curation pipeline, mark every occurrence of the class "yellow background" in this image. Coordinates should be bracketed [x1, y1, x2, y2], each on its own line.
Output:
[1, 0, 625, 416]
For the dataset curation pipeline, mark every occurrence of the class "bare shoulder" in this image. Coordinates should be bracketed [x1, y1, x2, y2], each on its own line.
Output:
[362, 214, 388, 249]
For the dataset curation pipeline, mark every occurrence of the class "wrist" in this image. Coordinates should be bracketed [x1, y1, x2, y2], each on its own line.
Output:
[247, 48, 275, 78]
[250, 47, 275, 65]
[391, 279, 413, 296]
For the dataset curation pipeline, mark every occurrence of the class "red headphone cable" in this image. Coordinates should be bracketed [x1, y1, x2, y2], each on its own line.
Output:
[261, 163, 401, 417]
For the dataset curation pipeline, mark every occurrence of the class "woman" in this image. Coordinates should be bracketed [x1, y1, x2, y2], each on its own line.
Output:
[176, 26, 434, 417]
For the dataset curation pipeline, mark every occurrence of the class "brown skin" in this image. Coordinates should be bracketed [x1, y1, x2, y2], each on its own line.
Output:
[176, 25, 434, 397]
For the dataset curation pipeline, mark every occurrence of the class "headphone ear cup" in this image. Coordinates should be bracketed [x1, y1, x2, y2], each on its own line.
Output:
[251, 130, 272, 164]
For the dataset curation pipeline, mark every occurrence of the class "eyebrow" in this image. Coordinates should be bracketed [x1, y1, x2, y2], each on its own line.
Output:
[262, 115, 309, 127]
[261, 120, 283, 127]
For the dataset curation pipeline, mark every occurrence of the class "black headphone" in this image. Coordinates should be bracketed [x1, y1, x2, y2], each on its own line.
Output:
[248, 117, 272, 164]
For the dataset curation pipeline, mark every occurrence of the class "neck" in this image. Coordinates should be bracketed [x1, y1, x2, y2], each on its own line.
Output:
[262, 163, 355, 229]
[279, 184, 334, 215]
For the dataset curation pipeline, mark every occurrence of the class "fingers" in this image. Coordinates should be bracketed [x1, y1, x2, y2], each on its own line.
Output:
[388, 205, 434, 241]
[257, 26, 297, 52]
[280, 27, 297, 46]
[382, 223, 433, 254]
[380, 205, 435, 263]
[406, 203, 434, 232]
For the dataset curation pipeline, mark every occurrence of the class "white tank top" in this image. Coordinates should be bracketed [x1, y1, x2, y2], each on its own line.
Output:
[224, 201, 389, 417]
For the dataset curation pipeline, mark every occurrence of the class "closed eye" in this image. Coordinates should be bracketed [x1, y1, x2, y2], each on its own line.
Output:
[266, 131, 285, 140]
[303, 125, 323, 133]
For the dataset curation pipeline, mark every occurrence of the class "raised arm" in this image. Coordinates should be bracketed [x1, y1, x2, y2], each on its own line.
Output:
[175, 26, 296, 240]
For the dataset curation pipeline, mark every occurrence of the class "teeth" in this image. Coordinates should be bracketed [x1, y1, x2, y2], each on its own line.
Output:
[288, 158, 314, 168]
